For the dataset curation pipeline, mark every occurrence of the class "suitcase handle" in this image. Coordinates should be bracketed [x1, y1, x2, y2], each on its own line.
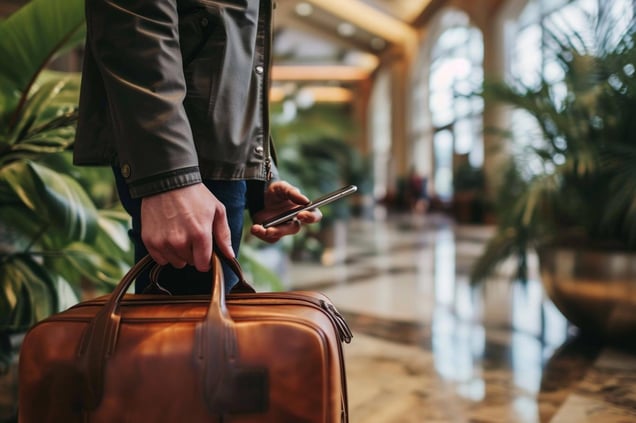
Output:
[144, 249, 257, 294]
[77, 253, 263, 413]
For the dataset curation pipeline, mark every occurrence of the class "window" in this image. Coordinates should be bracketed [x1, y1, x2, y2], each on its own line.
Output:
[369, 70, 392, 201]
[425, 10, 484, 200]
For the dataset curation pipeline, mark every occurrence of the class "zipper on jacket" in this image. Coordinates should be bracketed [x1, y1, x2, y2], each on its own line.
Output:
[265, 157, 273, 180]
[262, 0, 274, 181]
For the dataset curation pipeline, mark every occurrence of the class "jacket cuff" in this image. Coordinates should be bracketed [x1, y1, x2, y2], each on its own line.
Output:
[128, 166, 202, 198]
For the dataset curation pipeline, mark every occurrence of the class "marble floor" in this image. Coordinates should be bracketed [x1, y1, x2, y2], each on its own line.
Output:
[284, 211, 636, 423]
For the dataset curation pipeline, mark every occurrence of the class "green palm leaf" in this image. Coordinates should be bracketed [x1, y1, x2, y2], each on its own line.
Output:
[0, 0, 85, 129]
[1, 72, 80, 166]
[0, 255, 57, 332]
[472, 1, 636, 284]
[1, 161, 98, 246]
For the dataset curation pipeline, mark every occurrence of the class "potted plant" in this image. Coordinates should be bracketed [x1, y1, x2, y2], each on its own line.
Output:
[250, 101, 371, 263]
[471, 1, 636, 341]
[0, 1, 134, 419]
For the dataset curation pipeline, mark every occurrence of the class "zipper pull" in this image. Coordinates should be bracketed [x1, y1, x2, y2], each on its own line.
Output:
[265, 158, 273, 181]
[321, 300, 353, 344]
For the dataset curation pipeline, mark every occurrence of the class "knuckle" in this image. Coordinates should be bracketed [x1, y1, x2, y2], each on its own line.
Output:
[215, 203, 227, 217]
[170, 236, 189, 250]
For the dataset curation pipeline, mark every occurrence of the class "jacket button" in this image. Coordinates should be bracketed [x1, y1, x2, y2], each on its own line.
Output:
[121, 164, 131, 178]
[255, 146, 264, 153]
[201, 17, 208, 27]
[255, 65, 264, 74]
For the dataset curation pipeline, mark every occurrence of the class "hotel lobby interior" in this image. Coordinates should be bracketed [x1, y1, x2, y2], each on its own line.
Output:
[270, 1, 636, 419]
[274, 0, 636, 423]
[286, 211, 636, 422]
[1, 0, 636, 422]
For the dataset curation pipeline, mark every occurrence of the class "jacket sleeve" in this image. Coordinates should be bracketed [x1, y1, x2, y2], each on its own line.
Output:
[86, 0, 201, 198]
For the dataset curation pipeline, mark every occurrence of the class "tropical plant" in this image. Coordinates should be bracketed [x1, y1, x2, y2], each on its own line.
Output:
[232, 99, 364, 286]
[278, 135, 371, 259]
[0, 0, 132, 369]
[244, 101, 370, 261]
[471, 1, 636, 283]
[270, 102, 359, 149]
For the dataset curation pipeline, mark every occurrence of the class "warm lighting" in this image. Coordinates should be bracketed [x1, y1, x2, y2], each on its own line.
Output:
[270, 86, 354, 104]
[344, 51, 380, 70]
[337, 22, 356, 37]
[272, 65, 371, 82]
[269, 86, 286, 102]
[295, 2, 313, 17]
[304, 0, 417, 48]
[304, 86, 354, 103]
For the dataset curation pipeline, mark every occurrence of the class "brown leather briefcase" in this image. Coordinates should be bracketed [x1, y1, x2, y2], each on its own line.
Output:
[18, 254, 352, 422]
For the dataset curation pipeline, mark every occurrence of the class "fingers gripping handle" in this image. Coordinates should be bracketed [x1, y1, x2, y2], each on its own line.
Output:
[77, 253, 251, 411]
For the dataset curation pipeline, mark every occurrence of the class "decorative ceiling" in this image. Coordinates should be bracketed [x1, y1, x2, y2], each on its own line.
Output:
[272, 0, 438, 86]
[359, 0, 436, 21]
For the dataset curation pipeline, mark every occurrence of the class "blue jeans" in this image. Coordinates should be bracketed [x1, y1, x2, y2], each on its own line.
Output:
[114, 168, 246, 294]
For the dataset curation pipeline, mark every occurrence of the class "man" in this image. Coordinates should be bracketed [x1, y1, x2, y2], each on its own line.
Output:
[73, 0, 320, 293]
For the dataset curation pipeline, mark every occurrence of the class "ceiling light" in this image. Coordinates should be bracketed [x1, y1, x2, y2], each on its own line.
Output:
[295, 88, 315, 109]
[295, 3, 313, 16]
[337, 22, 356, 37]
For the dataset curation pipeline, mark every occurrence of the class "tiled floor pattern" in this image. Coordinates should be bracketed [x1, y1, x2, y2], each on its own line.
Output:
[2, 211, 635, 422]
[285, 212, 636, 423]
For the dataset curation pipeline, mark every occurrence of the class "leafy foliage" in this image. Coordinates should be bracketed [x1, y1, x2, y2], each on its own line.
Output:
[0, 0, 131, 366]
[0, 0, 85, 130]
[245, 101, 371, 261]
[472, 1, 636, 283]
[233, 100, 366, 282]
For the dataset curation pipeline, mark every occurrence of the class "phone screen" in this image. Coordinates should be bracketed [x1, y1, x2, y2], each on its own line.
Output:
[262, 185, 358, 228]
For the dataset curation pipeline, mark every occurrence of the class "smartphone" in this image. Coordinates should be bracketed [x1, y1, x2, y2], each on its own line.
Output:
[262, 184, 358, 228]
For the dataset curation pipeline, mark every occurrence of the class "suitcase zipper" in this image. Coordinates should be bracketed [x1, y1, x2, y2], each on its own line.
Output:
[227, 292, 353, 344]
[319, 300, 353, 344]
[67, 293, 353, 343]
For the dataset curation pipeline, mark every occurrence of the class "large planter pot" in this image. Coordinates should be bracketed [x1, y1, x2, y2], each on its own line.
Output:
[538, 246, 636, 342]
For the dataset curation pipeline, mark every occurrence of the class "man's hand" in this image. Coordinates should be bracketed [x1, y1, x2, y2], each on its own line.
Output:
[140, 183, 233, 271]
[251, 181, 322, 243]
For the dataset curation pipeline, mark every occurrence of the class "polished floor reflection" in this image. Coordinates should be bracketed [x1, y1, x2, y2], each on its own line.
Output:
[286, 212, 636, 423]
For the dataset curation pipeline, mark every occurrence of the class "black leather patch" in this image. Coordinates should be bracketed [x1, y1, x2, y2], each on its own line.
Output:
[215, 366, 269, 415]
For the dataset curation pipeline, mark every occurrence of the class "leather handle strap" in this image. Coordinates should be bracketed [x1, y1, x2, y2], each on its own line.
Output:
[77, 253, 248, 411]
[144, 251, 256, 295]
[196, 255, 237, 412]
[220, 254, 256, 294]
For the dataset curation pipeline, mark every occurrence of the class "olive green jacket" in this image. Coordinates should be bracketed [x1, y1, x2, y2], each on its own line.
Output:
[74, 0, 274, 198]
